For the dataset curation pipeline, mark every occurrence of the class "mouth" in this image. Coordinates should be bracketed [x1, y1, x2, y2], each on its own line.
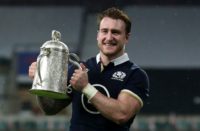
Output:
[104, 42, 117, 46]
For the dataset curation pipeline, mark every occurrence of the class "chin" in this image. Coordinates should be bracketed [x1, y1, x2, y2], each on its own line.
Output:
[103, 52, 116, 57]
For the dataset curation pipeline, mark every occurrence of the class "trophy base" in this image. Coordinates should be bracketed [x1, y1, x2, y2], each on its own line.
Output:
[29, 89, 69, 99]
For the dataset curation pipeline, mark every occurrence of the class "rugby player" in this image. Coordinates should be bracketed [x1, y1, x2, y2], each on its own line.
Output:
[29, 7, 150, 131]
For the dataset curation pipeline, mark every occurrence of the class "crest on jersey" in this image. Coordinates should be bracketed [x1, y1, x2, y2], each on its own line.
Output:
[111, 71, 126, 81]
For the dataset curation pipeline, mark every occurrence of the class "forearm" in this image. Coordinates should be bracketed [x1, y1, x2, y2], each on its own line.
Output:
[37, 96, 71, 115]
[89, 92, 137, 125]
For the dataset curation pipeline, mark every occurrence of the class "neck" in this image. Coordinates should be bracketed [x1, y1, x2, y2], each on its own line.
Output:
[100, 52, 124, 66]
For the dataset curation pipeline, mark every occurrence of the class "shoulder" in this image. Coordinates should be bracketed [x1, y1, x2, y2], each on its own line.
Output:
[124, 62, 150, 102]
[84, 57, 97, 67]
[128, 62, 149, 79]
[134, 67, 149, 81]
[85, 57, 96, 64]
[126, 62, 150, 91]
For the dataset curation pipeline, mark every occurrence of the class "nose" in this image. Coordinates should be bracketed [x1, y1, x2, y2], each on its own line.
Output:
[106, 32, 113, 41]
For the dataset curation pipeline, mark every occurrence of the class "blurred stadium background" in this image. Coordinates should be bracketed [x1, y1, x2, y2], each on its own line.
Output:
[0, 0, 200, 130]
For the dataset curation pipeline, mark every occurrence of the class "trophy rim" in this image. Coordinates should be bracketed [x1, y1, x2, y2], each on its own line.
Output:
[29, 89, 69, 99]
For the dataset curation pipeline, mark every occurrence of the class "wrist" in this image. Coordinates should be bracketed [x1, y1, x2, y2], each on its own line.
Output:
[82, 83, 98, 101]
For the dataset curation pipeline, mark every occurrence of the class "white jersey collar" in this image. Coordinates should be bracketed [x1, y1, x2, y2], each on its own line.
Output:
[96, 53, 130, 66]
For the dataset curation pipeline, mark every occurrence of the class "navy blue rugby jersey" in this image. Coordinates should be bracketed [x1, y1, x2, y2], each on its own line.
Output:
[67, 53, 149, 131]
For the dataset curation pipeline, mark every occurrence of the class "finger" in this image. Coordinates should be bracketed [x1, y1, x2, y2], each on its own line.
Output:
[31, 62, 37, 67]
[33, 61, 37, 65]
[71, 76, 74, 80]
[28, 62, 37, 79]
[30, 62, 37, 70]
[72, 73, 76, 76]
[80, 63, 86, 70]
[71, 73, 78, 80]
[80, 63, 88, 72]
[69, 79, 74, 86]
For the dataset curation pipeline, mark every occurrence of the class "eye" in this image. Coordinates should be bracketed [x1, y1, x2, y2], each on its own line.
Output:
[100, 29, 108, 34]
[112, 30, 121, 35]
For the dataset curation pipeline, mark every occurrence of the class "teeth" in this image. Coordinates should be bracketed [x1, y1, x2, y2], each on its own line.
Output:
[105, 43, 116, 46]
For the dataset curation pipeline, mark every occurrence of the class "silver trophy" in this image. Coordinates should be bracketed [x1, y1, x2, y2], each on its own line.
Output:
[30, 30, 81, 99]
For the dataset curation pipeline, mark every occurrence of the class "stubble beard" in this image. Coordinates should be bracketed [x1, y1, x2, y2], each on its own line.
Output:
[99, 44, 125, 59]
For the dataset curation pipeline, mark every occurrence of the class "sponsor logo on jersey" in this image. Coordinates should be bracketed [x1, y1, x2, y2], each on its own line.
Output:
[81, 84, 110, 114]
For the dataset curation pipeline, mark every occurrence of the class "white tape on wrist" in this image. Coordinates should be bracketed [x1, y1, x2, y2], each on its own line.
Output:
[82, 83, 98, 101]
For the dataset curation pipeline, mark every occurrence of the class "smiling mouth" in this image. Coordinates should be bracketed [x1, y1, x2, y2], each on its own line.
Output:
[104, 42, 117, 46]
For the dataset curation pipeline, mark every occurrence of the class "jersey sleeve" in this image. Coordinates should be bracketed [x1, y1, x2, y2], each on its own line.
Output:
[122, 68, 150, 107]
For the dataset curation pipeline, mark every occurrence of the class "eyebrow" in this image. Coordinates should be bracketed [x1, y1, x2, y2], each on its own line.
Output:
[100, 28, 121, 33]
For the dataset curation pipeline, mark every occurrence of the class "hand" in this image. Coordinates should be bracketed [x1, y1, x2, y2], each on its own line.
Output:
[28, 62, 37, 80]
[70, 63, 89, 92]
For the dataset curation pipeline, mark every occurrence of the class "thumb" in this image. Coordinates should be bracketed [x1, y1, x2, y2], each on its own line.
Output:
[80, 63, 87, 71]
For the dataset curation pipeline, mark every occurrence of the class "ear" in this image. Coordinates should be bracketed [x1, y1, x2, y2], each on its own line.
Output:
[124, 33, 130, 45]
[96, 30, 99, 41]
[126, 33, 130, 40]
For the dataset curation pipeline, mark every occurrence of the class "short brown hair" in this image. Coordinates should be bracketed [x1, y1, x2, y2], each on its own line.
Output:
[97, 7, 132, 34]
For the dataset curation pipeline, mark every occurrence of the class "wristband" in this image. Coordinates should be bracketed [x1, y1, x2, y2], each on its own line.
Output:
[82, 83, 98, 101]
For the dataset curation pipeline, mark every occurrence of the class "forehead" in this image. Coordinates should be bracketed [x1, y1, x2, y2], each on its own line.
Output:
[99, 17, 126, 31]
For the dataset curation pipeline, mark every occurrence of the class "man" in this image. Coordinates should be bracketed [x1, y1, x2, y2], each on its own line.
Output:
[29, 7, 149, 131]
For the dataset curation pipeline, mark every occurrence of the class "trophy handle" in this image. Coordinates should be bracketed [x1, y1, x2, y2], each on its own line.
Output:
[69, 53, 82, 70]
[66, 53, 82, 93]
[37, 48, 51, 84]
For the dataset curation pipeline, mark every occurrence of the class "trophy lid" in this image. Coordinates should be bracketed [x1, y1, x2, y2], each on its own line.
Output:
[41, 30, 69, 52]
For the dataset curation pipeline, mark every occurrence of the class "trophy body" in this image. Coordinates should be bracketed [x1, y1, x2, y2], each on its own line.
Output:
[30, 30, 79, 99]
